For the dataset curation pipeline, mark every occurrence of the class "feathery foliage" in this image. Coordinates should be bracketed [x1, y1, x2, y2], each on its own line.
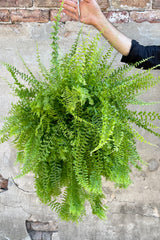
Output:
[0, 6, 160, 222]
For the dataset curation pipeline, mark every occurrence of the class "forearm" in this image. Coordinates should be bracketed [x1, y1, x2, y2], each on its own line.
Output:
[94, 14, 132, 56]
[61, 0, 132, 56]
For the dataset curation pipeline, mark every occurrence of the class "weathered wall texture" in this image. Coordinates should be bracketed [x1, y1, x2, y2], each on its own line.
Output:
[0, 1, 160, 240]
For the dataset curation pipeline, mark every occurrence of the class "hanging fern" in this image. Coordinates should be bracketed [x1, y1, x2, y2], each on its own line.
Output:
[0, 6, 160, 222]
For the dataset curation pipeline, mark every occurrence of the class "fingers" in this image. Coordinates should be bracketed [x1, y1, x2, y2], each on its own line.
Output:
[60, 0, 78, 13]
[63, 2, 77, 15]
[62, 9, 79, 21]
[61, 0, 77, 8]
[59, 0, 79, 20]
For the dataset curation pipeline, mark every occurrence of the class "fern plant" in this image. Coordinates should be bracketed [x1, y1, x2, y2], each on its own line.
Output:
[0, 6, 160, 222]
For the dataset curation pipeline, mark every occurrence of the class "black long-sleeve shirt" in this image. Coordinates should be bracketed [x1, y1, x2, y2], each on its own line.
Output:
[121, 40, 160, 70]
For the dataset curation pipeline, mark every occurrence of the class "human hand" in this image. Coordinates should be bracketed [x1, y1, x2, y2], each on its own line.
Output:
[59, 0, 103, 27]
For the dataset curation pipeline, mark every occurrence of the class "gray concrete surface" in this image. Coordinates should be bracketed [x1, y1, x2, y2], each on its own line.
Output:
[0, 21, 160, 240]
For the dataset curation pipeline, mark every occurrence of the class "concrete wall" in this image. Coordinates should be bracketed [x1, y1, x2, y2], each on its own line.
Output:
[0, 7, 160, 240]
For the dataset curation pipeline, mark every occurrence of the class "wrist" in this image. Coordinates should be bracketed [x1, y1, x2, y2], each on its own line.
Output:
[93, 13, 108, 32]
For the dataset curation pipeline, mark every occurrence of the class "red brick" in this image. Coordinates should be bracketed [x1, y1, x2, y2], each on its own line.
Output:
[153, 0, 160, 9]
[0, 10, 10, 22]
[0, 174, 8, 190]
[111, 0, 150, 9]
[11, 10, 49, 23]
[0, 0, 32, 7]
[97, 0, 109, 11]
[50, 9, 73, 22]
[34, 0, 59, 7]
[29, 220, 58, 232]
[130, 11, 160, 23]
[36, 0, 109, 9]
[105, 11, 129, 23]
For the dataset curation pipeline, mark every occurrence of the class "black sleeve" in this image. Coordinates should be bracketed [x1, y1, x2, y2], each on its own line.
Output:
[121, 40, 160, 70]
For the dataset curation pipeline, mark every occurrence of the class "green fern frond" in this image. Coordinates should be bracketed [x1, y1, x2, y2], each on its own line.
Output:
[0, 6, 160, 222]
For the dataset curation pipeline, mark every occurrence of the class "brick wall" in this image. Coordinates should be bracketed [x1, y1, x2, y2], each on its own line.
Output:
[26, 220, 59, 240]
[0, 0, 159, 24]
